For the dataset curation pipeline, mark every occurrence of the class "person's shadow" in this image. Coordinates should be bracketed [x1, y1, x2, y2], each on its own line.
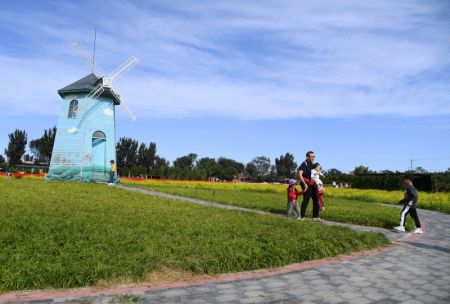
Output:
[403, 241, 450, 254]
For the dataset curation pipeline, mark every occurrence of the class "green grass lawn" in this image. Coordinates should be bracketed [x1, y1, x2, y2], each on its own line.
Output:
[0, 178, 389, 292]
[122, 181, 415, 231]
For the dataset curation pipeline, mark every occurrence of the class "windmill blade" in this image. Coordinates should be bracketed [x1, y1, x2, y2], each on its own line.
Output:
[119, 97, 137, 121]
[110, 89, 136, 121]
[108, 56, 139, 82]
[86, 83, 105, 99]
[76, 101, 101, 129]
[71, 41, 105, 77]
[75, 84, 104, 115]
[76, 98, 96, 116]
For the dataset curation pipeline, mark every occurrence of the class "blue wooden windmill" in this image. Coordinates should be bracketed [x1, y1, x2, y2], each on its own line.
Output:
[47, 41, 138, 182]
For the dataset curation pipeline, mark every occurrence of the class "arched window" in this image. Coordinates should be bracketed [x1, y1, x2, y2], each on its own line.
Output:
[92, 131, 106, 139]
[68, 100, 78, 118]
[92, 131, 107, 175]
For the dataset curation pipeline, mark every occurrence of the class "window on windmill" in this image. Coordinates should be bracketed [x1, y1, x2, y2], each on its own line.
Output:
[92, 131, 106, 139]
[68, 100, 78, 118]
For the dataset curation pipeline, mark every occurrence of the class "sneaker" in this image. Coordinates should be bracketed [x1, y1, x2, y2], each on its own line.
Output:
[312, 218, 321, 221]
[108, 183, 114, 186]
[296, 217, 302, 220]
[393, 226, 405, 232]
[414, 228, 423, 234]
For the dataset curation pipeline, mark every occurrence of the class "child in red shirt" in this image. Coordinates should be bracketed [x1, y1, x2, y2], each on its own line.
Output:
[287, 179, 303, 219]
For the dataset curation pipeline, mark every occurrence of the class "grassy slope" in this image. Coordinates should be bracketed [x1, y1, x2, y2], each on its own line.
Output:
[0, 179, 388, 292]
[123, 181, 416, 231]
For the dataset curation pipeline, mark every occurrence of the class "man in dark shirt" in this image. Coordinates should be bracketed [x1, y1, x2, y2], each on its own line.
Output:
[297, 151, 320, 219]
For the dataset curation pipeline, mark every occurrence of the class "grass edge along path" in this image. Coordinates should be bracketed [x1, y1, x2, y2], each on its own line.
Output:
[0, 178, 389, 292]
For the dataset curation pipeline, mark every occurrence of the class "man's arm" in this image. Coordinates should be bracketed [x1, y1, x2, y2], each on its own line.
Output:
[298, 169, 308, 189]
[409, 187, 418, 206]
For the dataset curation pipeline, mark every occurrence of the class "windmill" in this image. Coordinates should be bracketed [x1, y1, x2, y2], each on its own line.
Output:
[46, 41, 139, 182]
[71, 41, 138, 126]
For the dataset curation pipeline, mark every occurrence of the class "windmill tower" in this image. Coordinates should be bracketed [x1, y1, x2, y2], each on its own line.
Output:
[47, 41, 138, 182]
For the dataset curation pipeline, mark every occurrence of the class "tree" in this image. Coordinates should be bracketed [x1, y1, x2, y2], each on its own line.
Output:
[173, 153, 197, 170]
[29, 126, 56, 163]
[0, 154, 5, 164]
[269, 165, 278, 179]
[275, 153, 297, 178]
[352, 165, 374, 174]
[23, 154, 33, 162]
[154, 156, 169, 178]
[5, 129, 27, 166]
[415, 166, 428, 173]
[171, 153, 198, 179]
[326, 168, 342, 175]
[245, 162, 258, 178]
[380, 170, 394, 174]
[248, 156, 271, 181]
[197, 157, 219, 178]
[137, 142, 157, 176]
[116, 137, 138, 176]
[217, 157, 245, 180]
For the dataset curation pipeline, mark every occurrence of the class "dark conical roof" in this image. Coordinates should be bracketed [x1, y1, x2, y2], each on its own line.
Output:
[58, 73, 121, 105]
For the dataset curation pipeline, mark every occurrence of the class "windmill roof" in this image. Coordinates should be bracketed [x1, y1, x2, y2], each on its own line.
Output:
[58, 73, 121, 105]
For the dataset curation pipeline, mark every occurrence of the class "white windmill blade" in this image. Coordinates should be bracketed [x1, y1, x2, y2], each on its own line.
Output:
[76, 84, 104, 115]
[108, 56, 139, 82]
[110, 89, 136, 121]
[86, 83, 105, 99]
[71, 41, 105, 77]
[120, 98, 137, 121]
[76, 99, 96, 116]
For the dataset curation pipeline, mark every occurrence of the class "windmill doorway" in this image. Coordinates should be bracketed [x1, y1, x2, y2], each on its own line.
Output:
[92, 131, 106, 177]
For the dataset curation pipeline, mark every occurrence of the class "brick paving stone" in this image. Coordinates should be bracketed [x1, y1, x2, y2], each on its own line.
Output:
[157, 288, 190, 298]
[399, 300, 422, 304]
[341, 291, 363, 300]
[264, 281, 287, 288]
[214, 294, 240, 302]
[347, 297, 372, 304]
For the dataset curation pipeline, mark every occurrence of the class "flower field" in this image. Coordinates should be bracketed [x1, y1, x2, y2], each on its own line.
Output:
[123, 179, 450, 214]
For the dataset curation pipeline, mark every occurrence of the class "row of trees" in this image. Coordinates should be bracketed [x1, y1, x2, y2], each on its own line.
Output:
[2, 128, 56, 166]
[2, 128, 448, 183]
[116, 136, 298, 180]
[0, 128, 299, 180]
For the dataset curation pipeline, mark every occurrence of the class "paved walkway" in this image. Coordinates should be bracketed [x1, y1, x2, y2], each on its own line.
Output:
[1, 187, 449, 304]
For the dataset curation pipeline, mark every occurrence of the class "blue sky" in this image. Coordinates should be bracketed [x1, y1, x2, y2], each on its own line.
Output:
[0, 0, 449, 172]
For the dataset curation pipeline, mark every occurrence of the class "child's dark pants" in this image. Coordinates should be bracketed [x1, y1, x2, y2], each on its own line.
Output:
[108, 171, 115, 183]
[400, 205, 421, 228]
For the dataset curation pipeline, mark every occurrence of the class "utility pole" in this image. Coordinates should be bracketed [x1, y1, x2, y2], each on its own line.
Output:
[409, 158, 450, 172]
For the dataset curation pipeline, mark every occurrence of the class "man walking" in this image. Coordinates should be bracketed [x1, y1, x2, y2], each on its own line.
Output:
[297, 151, 320, 219]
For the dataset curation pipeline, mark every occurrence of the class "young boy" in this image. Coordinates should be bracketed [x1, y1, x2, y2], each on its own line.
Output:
[108, 160, 116, 185]
[287, 179, 301, 219]
[394, 176, 423, 234]
[311, 163, 325, 211]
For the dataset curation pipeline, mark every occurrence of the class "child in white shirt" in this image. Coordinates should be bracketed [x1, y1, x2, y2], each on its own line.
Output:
[312, 163, 325, 211]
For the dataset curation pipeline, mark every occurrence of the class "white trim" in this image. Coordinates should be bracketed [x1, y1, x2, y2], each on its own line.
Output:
[400, 206, 410, 226]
